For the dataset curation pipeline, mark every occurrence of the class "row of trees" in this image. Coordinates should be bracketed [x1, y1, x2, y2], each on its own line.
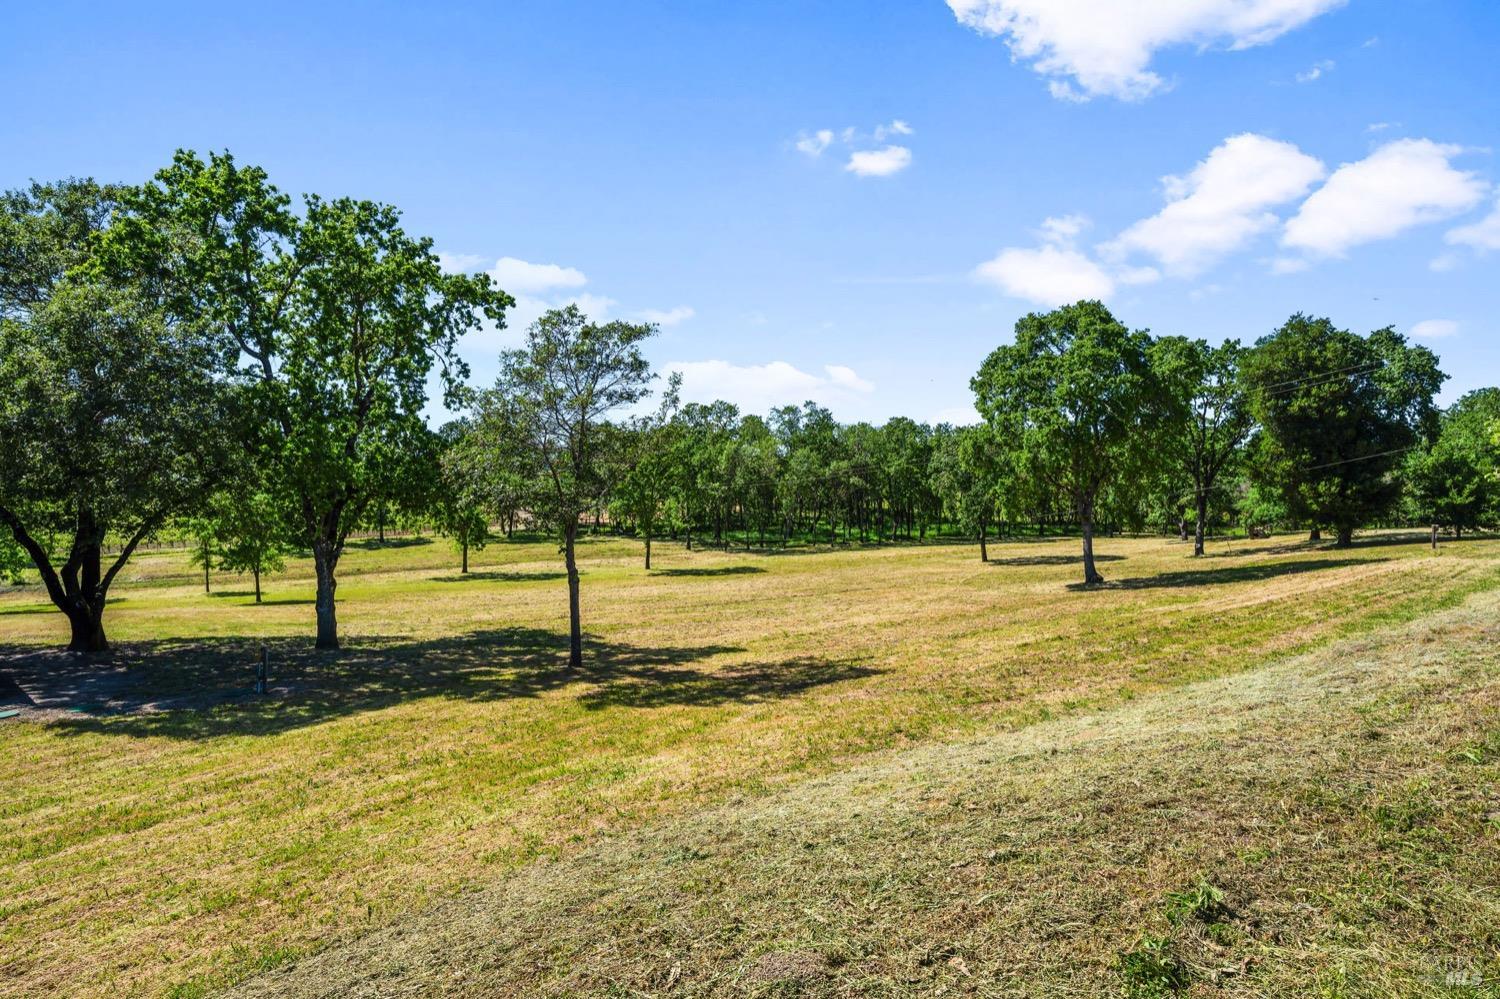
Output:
[449, 303, 1489, 588]
[3, 151, 1497, 658]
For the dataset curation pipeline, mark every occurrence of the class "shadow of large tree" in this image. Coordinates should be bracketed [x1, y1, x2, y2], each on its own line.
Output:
[0, 629, 879, 741]
[986, 553, 1126, 567]
[1065, 557, 1381, 591]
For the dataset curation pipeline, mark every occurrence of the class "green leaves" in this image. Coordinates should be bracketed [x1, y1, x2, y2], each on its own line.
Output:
[1405, 389, 1500, 532]
[488, 305, 660, 534]
[1244, 315, 1446, 541]
[972, 300, 1162, 517]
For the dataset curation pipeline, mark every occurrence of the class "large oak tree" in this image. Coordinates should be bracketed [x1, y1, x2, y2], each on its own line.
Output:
[104, 152, 511, 648]
[972, 301, 1162, 585]
[0, 179, 234, 652]
[1244, 315, 1444, 548]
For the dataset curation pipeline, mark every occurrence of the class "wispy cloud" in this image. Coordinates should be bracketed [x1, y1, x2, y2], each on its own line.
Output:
[668, 359, 875, 413]
[1295, 59, 1335, 83]
[1410, 319, 1459, 339]
[638, 305, 696, 327]
[795, 121, 915, 177]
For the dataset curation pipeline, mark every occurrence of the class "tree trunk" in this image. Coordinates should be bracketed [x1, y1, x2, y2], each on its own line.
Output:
[203, 560, 211, 594]
[979, 518, 989, 563]
[1309, 527, 1321, 542]
[1431, 523, 1439, 550]
[645, 532, 652, 570]
[461, 538, 469, 574]
[1080, 499, 1104, 585]
[564, 522, 583, 669]
[1194, 493, 1208, 557]
[253, 566, 262, 604]
[65, 602, 109, 654]
[312, 538, 339, 650]
[1335, 527, 1353, 548]
[1178, 516, 1188, 542]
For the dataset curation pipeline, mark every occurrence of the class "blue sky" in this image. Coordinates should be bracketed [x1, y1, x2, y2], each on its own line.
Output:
[5, 0, 1498, 424]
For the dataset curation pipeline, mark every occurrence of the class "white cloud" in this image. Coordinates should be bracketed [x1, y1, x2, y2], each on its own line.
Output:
[437, 251, 488, 273]
[797, 122, 916, 176]
[638, 305, 696, 327]
[1446, 197, 1500, 251]
[975, 244, 1116, 306]
[1295, 59, 1335, 83]
[796, 129, 834, 158]
[1410, 319, 1459, 339]
[824, 364, 875, 393]
[945, 0, 1345, 100]
[1104, 133, 1325, 276]
[668, 360, 876, 413]
[975, 213, 1124, 306]
[1039, 213, 1090, 243]
[488, 256, 589, 296]
[845, 145, 913, 177]
[1282, 139, 1487, 257]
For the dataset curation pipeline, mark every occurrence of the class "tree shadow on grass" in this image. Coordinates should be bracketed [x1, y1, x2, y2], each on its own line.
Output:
[1065, 557, 1382, 591]
[430, 571, 568, 584]
[344, 536, 434, 551]
[1203, 531, 1500, 559]
[986, 554, 1125, 567]
[648, 566, 767, 577]
[0, 629, 879, 740]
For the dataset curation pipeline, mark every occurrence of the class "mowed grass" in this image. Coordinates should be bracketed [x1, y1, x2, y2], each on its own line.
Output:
[1, 530, 1498, 997]
[232, 583, 1500, 998]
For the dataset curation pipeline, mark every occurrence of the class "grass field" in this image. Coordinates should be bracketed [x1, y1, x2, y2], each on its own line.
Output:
[3, 530, 1499, 997]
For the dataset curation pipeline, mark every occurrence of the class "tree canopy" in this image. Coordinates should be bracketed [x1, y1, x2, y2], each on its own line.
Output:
[1244, 316, 1445, 547]
[103, 151, 513, 648]
[0, 178, 235, 651]
[972, 301, 1163, 584]
[480, 306, 659, 667]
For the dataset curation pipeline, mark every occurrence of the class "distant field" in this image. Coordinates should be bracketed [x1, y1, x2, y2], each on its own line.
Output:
[2, 531, 1498, 998]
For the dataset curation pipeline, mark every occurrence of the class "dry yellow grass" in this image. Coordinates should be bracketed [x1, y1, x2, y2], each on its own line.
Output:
[231, 584, 1500, 998]
[1, 530, 1497, 997]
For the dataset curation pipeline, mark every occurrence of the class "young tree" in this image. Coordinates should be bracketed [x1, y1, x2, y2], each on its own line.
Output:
[483, 306, 659, 668]
[972, 301, 1161, 585]
[1244, 316, 1445, 548]
[1405, 388, 1500, 540]
[931, 424, 1005, 561]
[1151, 337, 1253, 556]
[104, 152, 511, 648]
[433, 421, 492, 574]
[185, 515, 221, 594]
[215, 489, 291, 604]
[0, 179, 234, 652]
[613, 375, 681, 568]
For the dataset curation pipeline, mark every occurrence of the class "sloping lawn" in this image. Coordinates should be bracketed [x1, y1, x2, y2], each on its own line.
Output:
[2, 531, 1497, 997]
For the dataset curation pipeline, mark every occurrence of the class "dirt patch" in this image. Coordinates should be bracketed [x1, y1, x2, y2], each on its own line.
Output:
[746, 949, 828, 983]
